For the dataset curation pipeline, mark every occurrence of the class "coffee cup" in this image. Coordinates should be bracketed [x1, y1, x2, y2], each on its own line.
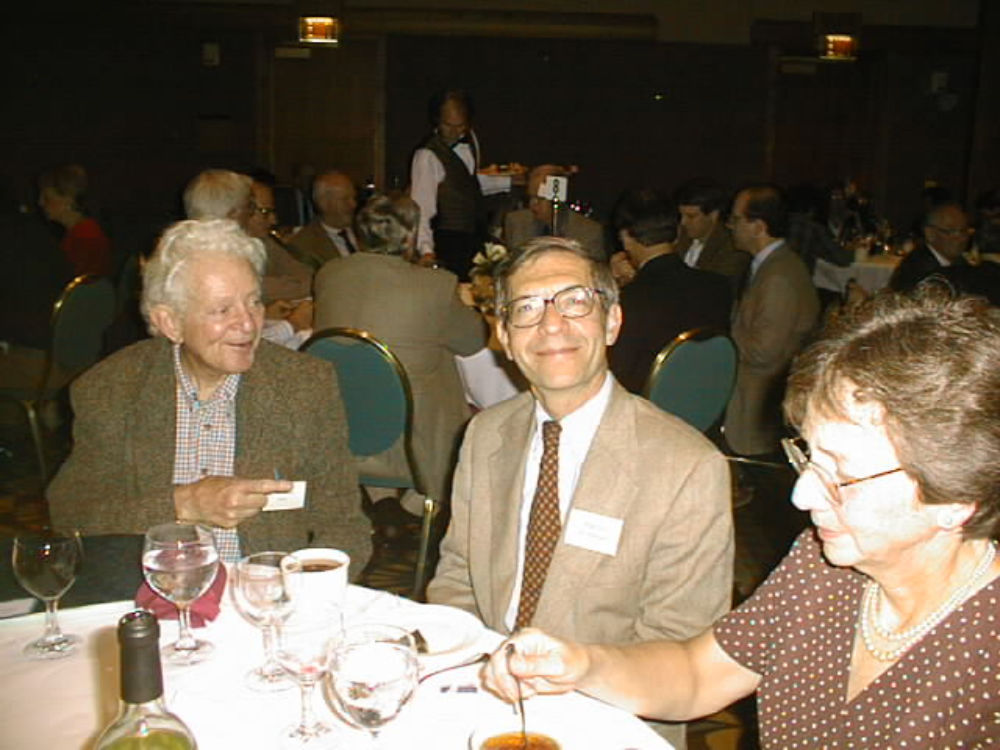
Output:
[283, 547, 349, 611]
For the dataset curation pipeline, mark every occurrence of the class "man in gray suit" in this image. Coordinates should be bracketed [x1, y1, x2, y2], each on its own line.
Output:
[48, 219, 371, 574]
[313, 195, 487, 514]
[723, 185, 820, 457]
[504, 165, 605, 259]
[427, 237, 733, 749]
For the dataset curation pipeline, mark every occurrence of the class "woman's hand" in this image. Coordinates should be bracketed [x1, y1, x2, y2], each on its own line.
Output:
[481, 629, 590, 702]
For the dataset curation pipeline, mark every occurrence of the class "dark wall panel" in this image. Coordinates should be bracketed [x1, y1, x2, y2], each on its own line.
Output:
[386, 36, 769, 220]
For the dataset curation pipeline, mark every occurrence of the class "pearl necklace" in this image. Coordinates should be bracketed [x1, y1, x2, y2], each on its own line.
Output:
[859, 540, 997, 663]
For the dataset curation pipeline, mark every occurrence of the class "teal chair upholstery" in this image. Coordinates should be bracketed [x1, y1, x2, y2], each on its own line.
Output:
[0, 274, 115, 484]
[642, 327, 737, 433]
[300, 327, 437, 599]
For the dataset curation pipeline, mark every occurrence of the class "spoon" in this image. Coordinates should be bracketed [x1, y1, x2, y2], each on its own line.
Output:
[506, 643, 528, 750]
[417, 652, 490, 684]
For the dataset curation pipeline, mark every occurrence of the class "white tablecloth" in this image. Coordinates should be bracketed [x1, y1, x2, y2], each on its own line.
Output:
[813, 255, 900, 294]
[0, 586, 672, 750]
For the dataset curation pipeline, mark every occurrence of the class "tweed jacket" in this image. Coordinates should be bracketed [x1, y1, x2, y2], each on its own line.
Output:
[503, 209, 606, 259]
[47, 338, 371, 577]
[724, 243, 819, 456]
[288, 218, 343, 272]
[262, 234, 313, 303]
[675, 223, 751, 297]
[313, 253, 487, 502]
[427, 380, 733, 643]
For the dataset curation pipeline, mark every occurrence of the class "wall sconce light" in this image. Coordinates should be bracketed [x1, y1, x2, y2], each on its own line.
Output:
[813, 12, 860, 62]
[299, 16, 340, 45]
[820, 34, 858, 61]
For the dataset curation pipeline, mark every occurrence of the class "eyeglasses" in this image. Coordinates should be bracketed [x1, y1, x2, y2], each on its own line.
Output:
[502, 285, 606, 328]
[780, 437, 904, 506]
[927, 224, 971, 238]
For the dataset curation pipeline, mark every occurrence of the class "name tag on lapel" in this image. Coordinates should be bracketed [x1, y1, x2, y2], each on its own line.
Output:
[564, 509, 623, 556]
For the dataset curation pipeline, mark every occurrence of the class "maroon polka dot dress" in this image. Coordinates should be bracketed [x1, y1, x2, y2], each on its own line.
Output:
[715, 530, 1000, 748]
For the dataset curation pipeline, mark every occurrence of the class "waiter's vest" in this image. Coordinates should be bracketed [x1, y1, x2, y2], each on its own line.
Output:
[421, 133, 484, 234]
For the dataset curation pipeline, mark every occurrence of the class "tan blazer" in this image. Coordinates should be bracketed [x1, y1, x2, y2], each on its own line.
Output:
[724, 243, 819, 456]
[428, 380, 733, 642]
[47, 338, 372, 577]
[312, 253, 487, 502]
[288, 218, 341, 271]
[503, 209, 606, 258]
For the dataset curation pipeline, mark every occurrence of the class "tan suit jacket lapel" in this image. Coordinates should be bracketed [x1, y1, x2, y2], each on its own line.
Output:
[482, 402, 533, 626]
[532, 383, 639, 625]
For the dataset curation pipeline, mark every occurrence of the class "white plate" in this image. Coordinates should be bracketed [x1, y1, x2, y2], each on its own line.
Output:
[395, 604, 485, 658]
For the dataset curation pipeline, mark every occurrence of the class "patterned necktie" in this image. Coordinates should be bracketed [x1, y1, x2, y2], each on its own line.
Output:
[515, 420, 562, 629]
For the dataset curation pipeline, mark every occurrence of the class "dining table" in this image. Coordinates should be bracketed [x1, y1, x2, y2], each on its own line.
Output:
[0, 580, 674, 750]
[812, 253, 901, 295]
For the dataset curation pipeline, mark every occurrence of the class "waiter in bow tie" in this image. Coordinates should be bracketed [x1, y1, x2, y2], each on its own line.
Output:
[409, 89, 514, 280]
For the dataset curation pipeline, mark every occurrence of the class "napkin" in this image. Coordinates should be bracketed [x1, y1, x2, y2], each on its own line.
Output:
[135, 565, 227, 627]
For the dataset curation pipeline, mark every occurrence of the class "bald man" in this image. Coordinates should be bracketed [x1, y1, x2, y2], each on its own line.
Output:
[503, 165, 605, 259]
[288, 171, 361, 270]
[890, 202, 971, 292]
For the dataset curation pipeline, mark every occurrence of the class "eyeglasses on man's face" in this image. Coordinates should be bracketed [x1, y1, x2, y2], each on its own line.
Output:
[780, 437, 904, 506]
[502, 285, 605, 328]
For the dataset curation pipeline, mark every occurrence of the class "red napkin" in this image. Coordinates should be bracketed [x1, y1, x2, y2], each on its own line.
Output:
[135, 565, 228, 627]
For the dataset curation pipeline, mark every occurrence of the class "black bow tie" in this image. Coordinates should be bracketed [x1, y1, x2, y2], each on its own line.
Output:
[452, 135, 472, 147]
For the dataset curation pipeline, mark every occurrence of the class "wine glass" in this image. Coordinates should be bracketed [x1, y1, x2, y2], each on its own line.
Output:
[232, 551, 296, 692]
[328, 624, 419, 747]
[12, 530, 82, 659]
[274, 605, 343, 749]
[141, 522, 219, 665]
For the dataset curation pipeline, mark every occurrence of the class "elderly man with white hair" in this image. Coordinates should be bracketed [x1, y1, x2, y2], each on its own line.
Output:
[48, 219, 370, 574]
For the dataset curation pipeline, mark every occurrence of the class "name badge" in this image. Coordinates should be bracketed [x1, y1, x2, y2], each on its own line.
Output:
[564, 509, 623, 556]
[263, 481, 307, 511]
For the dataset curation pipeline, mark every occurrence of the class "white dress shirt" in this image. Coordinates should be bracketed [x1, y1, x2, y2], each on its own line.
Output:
[683, 238, 705, 268]
[409, 131, 511, 256]
[502, 372, 614, 630]
[320, 223, 358, 258]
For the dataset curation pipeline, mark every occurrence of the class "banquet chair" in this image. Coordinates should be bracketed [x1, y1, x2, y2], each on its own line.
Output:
[0, 274, 115, 485]
[642, 327, 737, 434]
[300, 327, 437, 599]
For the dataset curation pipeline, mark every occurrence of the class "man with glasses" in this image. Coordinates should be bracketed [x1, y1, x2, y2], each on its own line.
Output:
[723, 185, 819, 458]
[890, 202, 971, 292]
[427, 237, 733, 749]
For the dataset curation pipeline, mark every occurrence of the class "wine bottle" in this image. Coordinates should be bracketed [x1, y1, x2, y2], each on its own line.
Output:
[95, 610, 197, 750]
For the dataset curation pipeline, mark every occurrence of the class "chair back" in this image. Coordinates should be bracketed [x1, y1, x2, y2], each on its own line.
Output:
[46, 274, 116, 388]
[300, 327, 423, 491]
[643, 327, 737, 433]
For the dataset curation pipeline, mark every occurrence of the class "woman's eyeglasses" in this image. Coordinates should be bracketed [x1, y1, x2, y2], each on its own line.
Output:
[780, 437, 904, 506]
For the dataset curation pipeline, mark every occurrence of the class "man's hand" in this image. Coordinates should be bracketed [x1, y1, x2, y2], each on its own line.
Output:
[482, 629, 590, 703]
[610, 251, 636, 287]
[173, 476, 293, 528]
[265, 299, 296, 321]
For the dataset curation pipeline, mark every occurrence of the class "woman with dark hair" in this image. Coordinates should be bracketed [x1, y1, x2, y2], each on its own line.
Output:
[485, 287, 1000, 748]
[38, 164, 111, 277]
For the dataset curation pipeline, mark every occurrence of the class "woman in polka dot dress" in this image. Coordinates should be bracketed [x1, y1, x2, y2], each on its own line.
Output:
[484, 288, 1000, 748]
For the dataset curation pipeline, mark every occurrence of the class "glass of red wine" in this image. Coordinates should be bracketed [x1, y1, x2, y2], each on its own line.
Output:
[12, 530, 83, 659]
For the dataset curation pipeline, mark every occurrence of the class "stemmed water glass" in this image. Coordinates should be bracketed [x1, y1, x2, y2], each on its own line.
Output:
[12, 530, 82, 659]
[274, 602, 343, 749]
[328, 624, 419, 747]
[232, 551, 296, 691]
[141, 522, 219, 665]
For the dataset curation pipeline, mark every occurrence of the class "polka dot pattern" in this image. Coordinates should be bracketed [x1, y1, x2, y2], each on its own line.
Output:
[715, 530, 1000, 748]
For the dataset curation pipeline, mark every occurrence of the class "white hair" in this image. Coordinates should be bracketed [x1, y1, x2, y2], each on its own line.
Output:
[141, 219, 266, 335]
[183, 169, 253, 220]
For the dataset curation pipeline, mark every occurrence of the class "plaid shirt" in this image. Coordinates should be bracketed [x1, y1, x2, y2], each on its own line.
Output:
[171, 345, 243, 562]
